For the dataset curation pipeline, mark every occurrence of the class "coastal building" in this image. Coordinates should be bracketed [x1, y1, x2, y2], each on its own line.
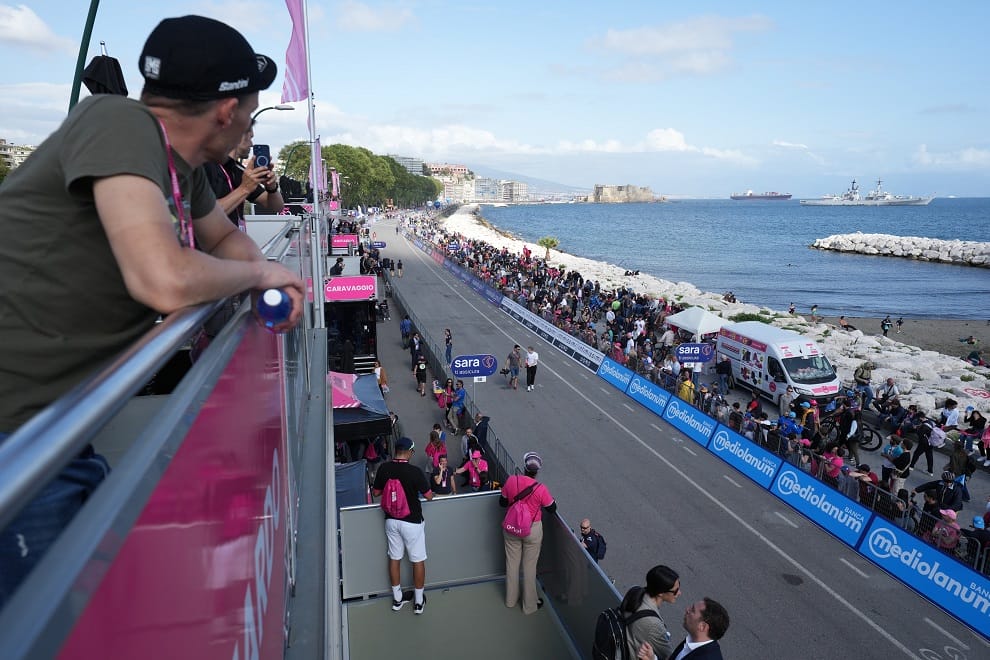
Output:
[0, 138, 36, 170]
[387, 154, 425, 176]
[426, 162, 470, 178]
[592, 184, 655, 203]
[500, 180, 528, 203]
[474, 177, 500, 201]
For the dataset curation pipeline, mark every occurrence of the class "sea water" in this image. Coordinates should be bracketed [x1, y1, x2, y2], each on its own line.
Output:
[480, 198, 990, 320]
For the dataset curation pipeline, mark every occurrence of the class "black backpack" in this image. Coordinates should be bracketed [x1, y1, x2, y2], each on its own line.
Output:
[591, 587, 660, 660]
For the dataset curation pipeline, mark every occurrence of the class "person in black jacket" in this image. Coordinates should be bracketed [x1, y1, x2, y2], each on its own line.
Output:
[579, 519, 606, 563]
[913, 471, 964, 512]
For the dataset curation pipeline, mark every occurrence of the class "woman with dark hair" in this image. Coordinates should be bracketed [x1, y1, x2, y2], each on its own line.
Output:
[622, 564, 681, 660]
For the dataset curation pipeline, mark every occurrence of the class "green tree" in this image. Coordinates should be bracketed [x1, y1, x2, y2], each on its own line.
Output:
[0, 158, 10, 185]
[537, 236, 560, 260]
[276, 142, 441, 208]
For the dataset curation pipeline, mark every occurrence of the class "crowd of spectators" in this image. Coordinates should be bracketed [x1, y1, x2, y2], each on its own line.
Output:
[402, 213, 990, 576]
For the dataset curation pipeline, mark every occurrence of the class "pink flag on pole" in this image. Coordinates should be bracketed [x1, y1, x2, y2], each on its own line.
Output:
[331, 169, 340, 198]
[281, 0, 309, 103]
[309, 138, 327, 197]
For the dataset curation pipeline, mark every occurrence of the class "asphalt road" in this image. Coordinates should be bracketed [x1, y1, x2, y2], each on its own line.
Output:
[368, 217, 990, 660]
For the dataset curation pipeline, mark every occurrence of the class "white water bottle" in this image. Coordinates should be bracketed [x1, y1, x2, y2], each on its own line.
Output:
[257, 289, 291, 329]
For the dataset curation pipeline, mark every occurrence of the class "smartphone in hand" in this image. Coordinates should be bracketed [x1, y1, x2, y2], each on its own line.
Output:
[252, 144, 272, 168]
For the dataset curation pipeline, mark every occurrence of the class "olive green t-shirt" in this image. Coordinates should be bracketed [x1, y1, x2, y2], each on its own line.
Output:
[0, 95, 216, 430]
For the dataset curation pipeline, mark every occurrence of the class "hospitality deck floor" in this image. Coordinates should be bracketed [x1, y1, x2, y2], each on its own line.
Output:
[342, 580, 580, 659]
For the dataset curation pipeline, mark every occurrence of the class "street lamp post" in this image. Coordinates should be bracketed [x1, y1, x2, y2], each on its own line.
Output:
[251, 104, 294, 122]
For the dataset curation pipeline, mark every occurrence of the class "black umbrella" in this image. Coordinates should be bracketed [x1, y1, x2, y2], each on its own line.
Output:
[82, 41, 127, 96]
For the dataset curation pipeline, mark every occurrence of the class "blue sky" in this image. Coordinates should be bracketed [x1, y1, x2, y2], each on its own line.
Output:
[2, 1, 989, 196]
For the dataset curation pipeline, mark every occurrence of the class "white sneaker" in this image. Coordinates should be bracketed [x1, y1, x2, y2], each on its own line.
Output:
[983, 458, 990, 467]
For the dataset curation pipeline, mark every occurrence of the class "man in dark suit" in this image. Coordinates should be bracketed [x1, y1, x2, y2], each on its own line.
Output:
[669, 597, 730, 660]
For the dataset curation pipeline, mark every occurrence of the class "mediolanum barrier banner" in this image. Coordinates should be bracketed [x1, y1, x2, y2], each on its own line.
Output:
[770, 467, 870, 547]
[662, 398, 715, 447]
[858, 518, 990, 638]
[596, 357, 634, 393]
[625, 375, 670, 417]
[708, 426, 782, 488]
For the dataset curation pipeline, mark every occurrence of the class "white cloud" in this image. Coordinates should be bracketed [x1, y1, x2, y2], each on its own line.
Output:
[773, 139, 824, 165]
[644, 128, 694, 152]
[193, 1, 278, 34]
[310, 117, 752, 165]
[0, 4, 75, 53]
[591, 15, 773, 80]
[912, 144, 990, 168]
[337, 1, 414, 32]
[0, 82, 73, 144]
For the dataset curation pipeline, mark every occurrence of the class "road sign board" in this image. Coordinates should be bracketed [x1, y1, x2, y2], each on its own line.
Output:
[450, 354, 498, 378]
[473, 376, 487, 383]
[675, 343, 715, 363]
[370, 241, 386, 249]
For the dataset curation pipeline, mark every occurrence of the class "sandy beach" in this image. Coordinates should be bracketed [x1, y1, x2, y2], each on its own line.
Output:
[433, 204, 990, 413]
[819, 316, 986, 362]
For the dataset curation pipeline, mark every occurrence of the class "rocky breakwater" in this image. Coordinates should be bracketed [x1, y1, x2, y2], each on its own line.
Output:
[812, 232, 990, 268]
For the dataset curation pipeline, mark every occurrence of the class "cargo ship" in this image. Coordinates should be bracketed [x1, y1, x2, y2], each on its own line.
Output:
[730, 190, 792, 200]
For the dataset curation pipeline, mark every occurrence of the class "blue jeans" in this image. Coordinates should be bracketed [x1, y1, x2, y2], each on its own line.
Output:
[855, 384, 874, 410]
[0, 437, 109, 607]
[445, 345, 452, 365]
[718, 373, 729, 394]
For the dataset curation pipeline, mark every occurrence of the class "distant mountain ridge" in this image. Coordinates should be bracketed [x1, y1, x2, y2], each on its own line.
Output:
[467, 164, 588, 194]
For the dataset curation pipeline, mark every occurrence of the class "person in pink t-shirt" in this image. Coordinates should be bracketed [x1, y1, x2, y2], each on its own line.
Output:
[499, 452, 556, 614]
[455, 450, 490, 492]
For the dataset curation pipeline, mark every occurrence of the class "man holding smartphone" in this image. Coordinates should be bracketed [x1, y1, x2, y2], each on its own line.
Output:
[203, 124, 283, 230]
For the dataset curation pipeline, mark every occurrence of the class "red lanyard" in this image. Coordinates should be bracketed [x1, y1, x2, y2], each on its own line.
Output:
[157, 120, 195, 249]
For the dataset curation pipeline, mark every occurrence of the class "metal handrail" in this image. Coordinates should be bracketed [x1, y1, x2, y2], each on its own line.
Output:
[0, 299, 226, 531]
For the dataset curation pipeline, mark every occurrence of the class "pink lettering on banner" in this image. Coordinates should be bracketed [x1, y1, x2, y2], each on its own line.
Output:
[305, 276, 314, 303]
[324, 275, 377, 301]
[331, 234, 359, 249]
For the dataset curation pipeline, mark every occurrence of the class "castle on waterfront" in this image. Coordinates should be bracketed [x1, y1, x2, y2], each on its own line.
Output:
[589, 184, 656, 203]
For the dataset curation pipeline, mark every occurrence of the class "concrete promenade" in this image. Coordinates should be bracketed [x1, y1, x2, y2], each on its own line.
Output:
[367, 216, 990, 659]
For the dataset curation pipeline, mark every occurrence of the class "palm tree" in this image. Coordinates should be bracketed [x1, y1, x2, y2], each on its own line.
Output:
[537, 236, 559, 260]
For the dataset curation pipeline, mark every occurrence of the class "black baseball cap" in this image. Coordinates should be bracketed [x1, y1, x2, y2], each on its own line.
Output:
[139, 15, 277, 101]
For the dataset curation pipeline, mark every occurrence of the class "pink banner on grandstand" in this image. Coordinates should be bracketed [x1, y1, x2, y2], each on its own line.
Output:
[59, 325, 290, 660]
[329, 200, 339, 211]
[324, 275, 377, 301]
[331, 234, 359, 249]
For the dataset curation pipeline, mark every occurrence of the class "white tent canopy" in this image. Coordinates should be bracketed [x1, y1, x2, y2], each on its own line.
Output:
[665, 307, 725, 338]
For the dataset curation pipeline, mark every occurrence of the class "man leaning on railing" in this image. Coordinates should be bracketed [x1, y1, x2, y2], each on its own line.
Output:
[0, 15, 304, 607]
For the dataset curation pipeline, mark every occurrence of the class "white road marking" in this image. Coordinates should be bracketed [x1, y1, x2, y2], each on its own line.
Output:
[622, 403, 635, 412]
[682, 447, 697, 456]
[650, 423, 663, 432]
[923, 618, 969, 650]
[774, 511, 799, 528]
[723, 475, 742, 488]
[839, 558, 870, 579]
[599, 387, 610, 395]
[410, 240, 923, 660]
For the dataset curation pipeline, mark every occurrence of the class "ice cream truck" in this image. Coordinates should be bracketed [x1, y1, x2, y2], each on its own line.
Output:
[715, 321, 841, 408]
